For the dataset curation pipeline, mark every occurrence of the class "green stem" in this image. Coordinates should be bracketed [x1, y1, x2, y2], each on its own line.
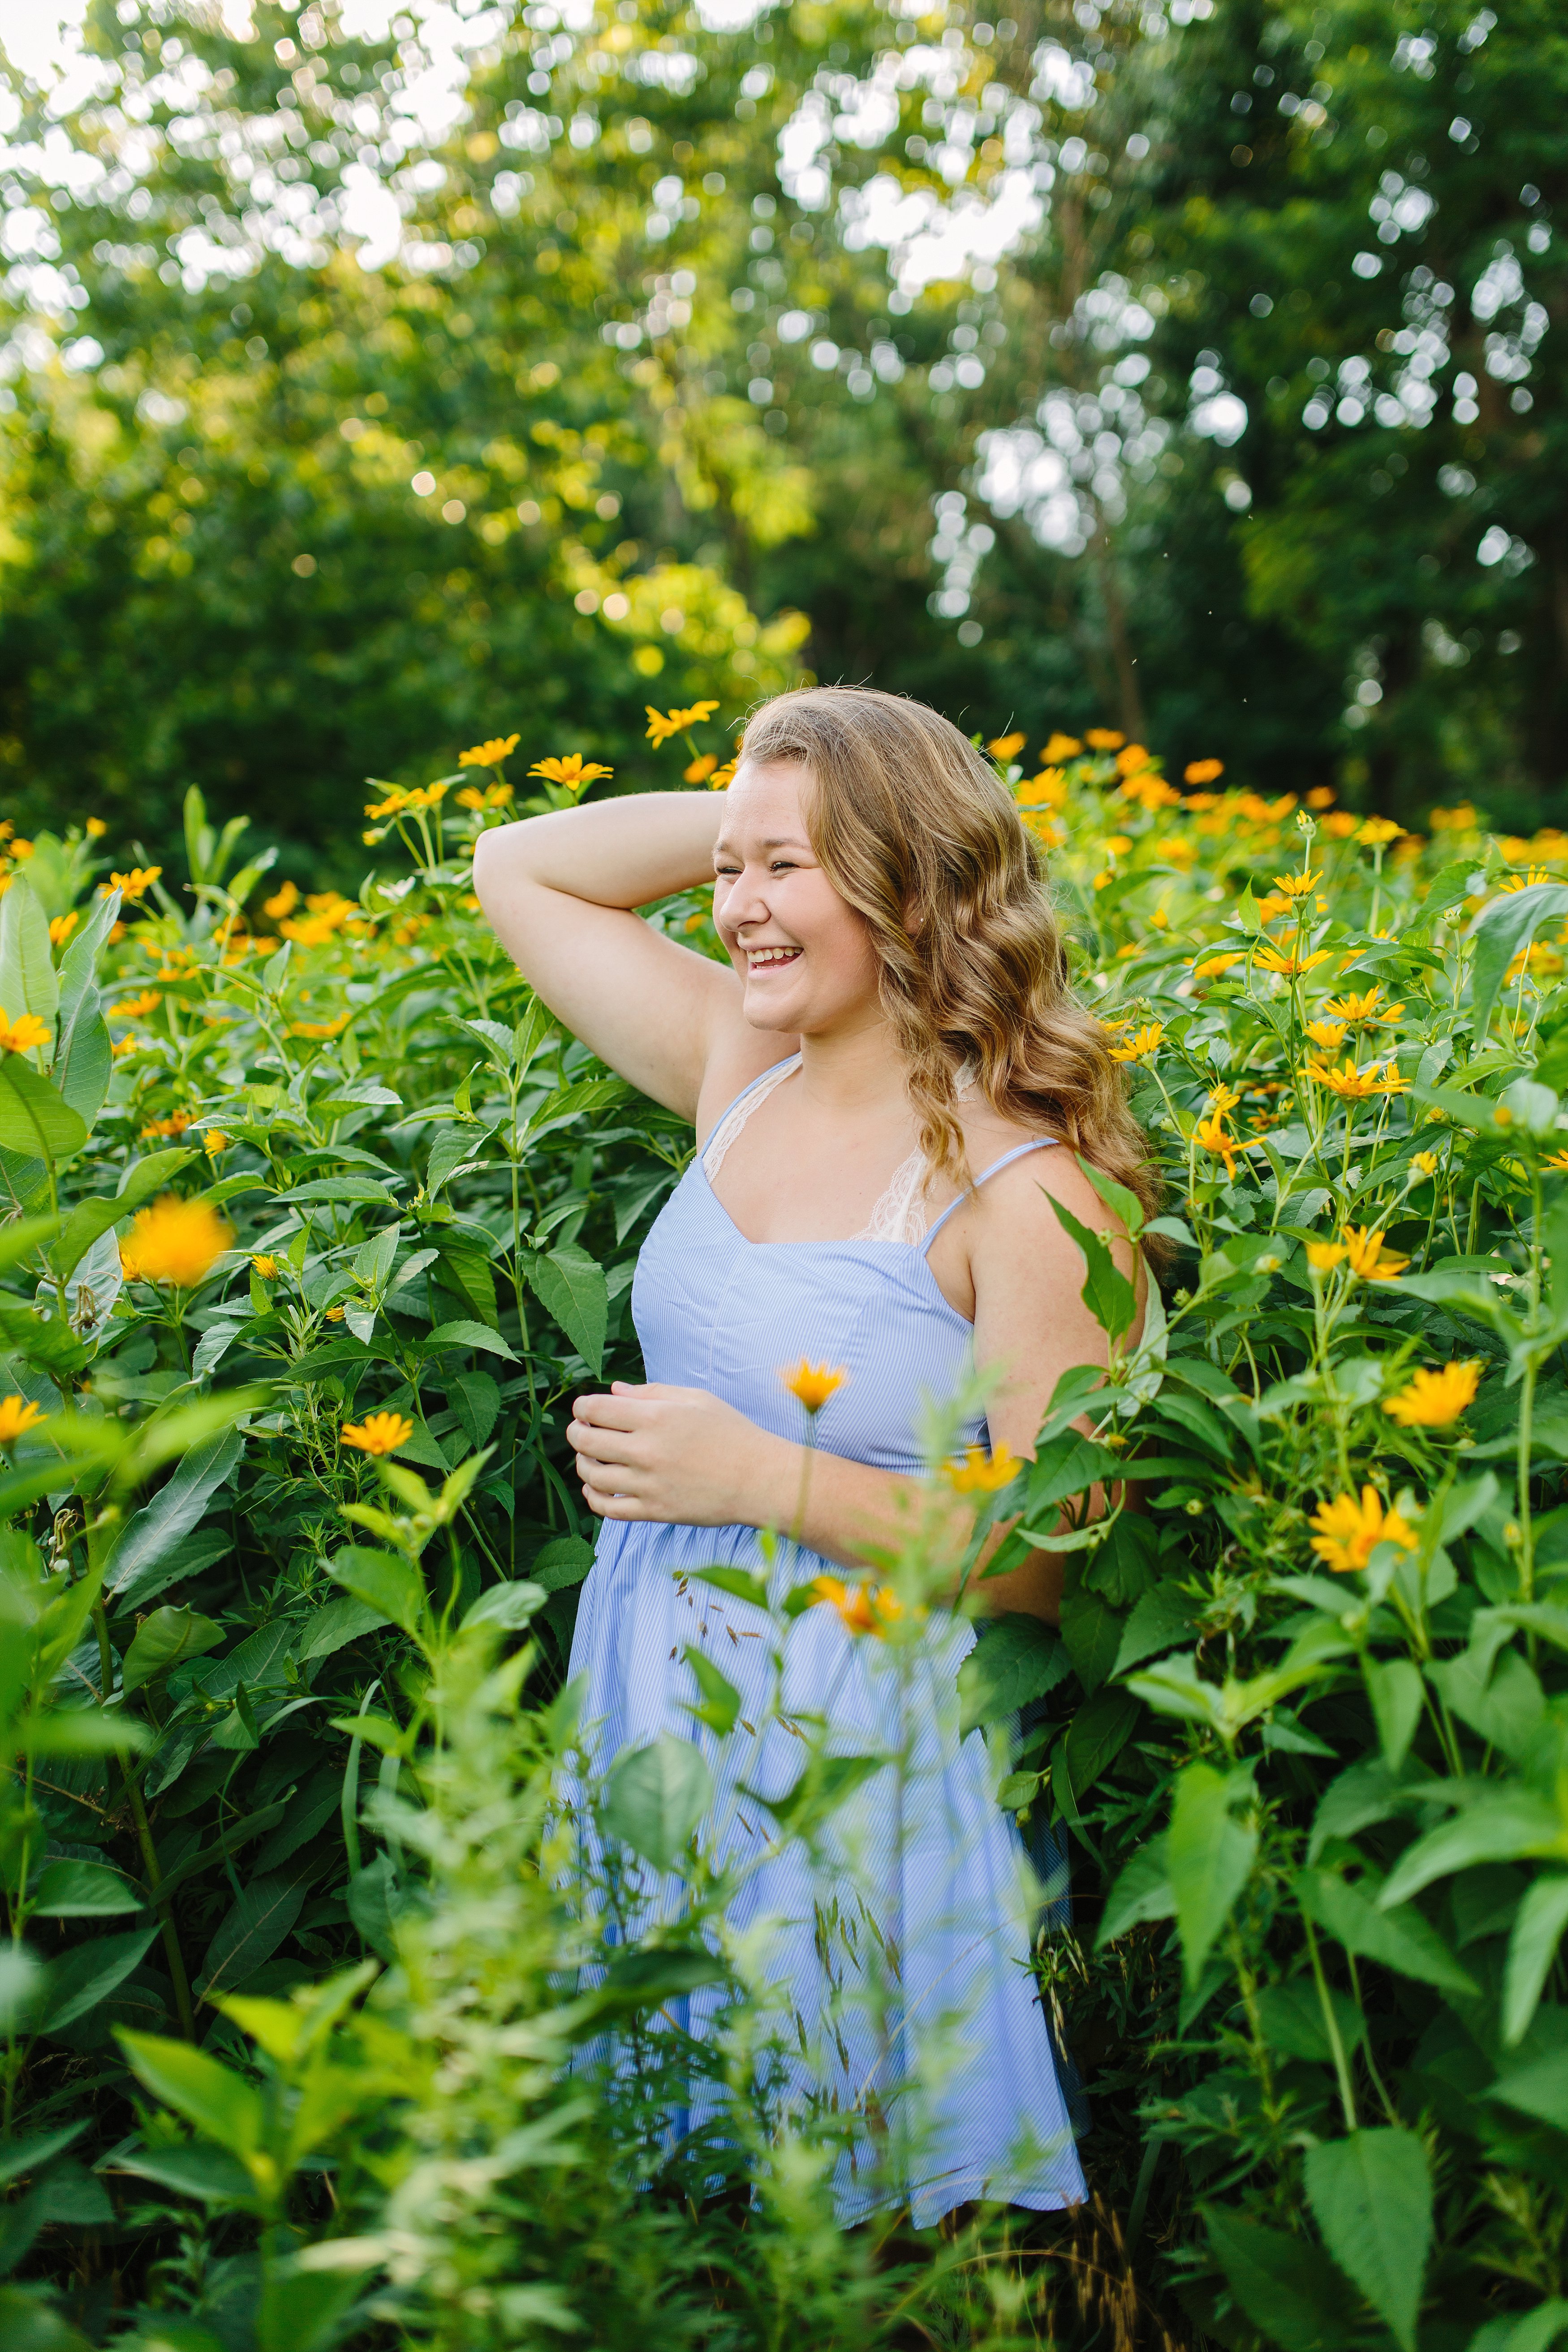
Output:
[1304, 1915, 1357, 2133]
[90, 1598, 197, 2038]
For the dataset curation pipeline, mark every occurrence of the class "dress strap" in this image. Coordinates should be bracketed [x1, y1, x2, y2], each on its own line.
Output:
[700, 1055, 801, 1183]
[919, 1138, 1061, 1254]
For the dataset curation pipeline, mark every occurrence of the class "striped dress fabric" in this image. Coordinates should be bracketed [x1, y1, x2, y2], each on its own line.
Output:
[569, 1058, 1086, 2226]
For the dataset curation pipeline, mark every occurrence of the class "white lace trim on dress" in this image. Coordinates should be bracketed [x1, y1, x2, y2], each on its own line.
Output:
[701, 1058, 936, 1242]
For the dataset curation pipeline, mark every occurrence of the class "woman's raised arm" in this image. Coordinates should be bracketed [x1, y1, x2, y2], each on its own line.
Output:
[472, 792, 743, 1120]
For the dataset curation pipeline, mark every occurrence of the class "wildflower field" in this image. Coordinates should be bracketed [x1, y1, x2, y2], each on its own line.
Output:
[4, 719, 1568, 2352]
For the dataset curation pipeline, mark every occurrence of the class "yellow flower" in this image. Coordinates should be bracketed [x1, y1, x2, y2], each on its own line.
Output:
[1086, 728, 1125, 750]
[781, 1361, 848, 1414]
[1342, 1225, 1409, 1281]
[1207, 1081, 1241, 1116]
[122, 1196, 232, 1288]
[0, 1008, 51, 1055]
[459, 733, 521, 768]
[1307, 1058, 1382, 1102]
[1109, 1022, 1163, 1064]
[364, 789, 410, 820]
[108, 866, 161, 902]
[1373, 1062, 1410, 1096]
[1325, 986, 1402, 1026]
[1255, 893, 1294, 925]
[944, 1442, 1022, 1494]
[1411, 1151, 1439, 1177]
[708, 757, 738, 790]
[1270, 871, 1318, 899]
[1193, 952, 1243, 980]
[1114, 743, 1152, 776]
[1383, 1360, 1482, 1429]
[1120, 769, 1182, 812]
[111, 1035, 140, 1059]
[1018, 767, 1068, 809]
[529, 754, 613, 793]
[1545, 1148, 1568, 1172]
[1310, 1486, 1418, 1573]
[0, 1394, 45, 1445]
[809, 1575, 905, 1637]
[110, 990, 160, 1021]
[1499, 867, 1552, 893]
[263, 881, 300, 919]
[251, 1254, 279, 1279]
[1305, 1018, 1348, 1052]
[685, 752, 719, 784]
[203, 1131, 229, 1157]
[1322, 811, 1359, 838]
[289, 1013, 352, 1040]
[456, 778, 515, 811]
[325, 1304, 345, 1321]
[646, 702, 719, 747]
[1357, 817, 1404, 847]
[1306, 1241, 1347, 1272]
[1042, 732, 1082, 762]
[1253, 945, 1332, 978]
[1100, 835, 1133, 858]
[140, 1111, 190, 1141]
[341, 1411, 415, 1457]
[1184, 758, 1225, 785]
[85, 816, 106, 839]
[987, 731, 1026, 761]
[1194, 1111, 1238, 1177]
[48, 913, 78, 947]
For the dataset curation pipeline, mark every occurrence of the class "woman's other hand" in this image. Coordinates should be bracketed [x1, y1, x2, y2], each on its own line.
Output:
[568, 1381, 793, 1525]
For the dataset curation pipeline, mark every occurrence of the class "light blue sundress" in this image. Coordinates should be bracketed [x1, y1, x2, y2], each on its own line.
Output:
[569, 1056, 1086, 2226]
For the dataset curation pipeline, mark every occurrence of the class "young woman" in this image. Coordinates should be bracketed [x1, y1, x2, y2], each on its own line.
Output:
[474, 685, 1153, 2226]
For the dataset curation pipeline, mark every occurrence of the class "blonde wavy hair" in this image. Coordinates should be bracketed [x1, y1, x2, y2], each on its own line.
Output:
[738, 685, 1162, 1227]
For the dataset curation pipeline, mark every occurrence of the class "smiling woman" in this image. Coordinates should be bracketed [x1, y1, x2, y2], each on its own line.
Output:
[472, 683, 1151, 2225]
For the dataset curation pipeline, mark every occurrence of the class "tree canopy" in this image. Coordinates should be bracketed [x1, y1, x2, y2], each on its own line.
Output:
[0, 0, 1560, 859]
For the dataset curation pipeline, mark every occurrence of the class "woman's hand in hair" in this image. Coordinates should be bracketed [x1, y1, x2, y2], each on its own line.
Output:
[567, 1381, 797, 1527]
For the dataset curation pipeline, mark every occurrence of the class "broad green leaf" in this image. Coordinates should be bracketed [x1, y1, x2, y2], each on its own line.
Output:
[0, 1058, 86, 1167]
[527, 1241, 608, 1375]
[1428, 1648, 1546, 1763]
[1465, 2303, 1568, 2352]
[460, 1578, 546, 1631]
[30, 1860, 144, 1917]
[39, 1926, 157, 2033]
[0, 873, 58, 1027]
[21, 1710, 151, 1760]
[1058, 1578, 1124, 1695]
[1096, 1836, 1175, 1947]
[1297, 1869, 1478, 1995]
[1255, 1977, 1366, 2065]
[1060, 1685, 1140, 1806]
[751, 1749, 884, 1840]
[957, 1613, 1072, 1734]
[104, 1426, 244, 1599]
[1486, 2047, 1568, 2134]
[1469, 883, 1568, 1042]
[423, 1318, 517, 1361]
[1042, 1189, 1139, 1342]
[1167, 1761, 1257, 1992]
[1378, 1792, 1567, 1909]
[681, 1645, 741, 1736]
[197, 1873, 308, 1999]
[1111, 1582, 1199, 1676]
[1302, 2127, 1432, 2352]
[449, 1368, 501, 1453]
[121, 1605, 224, 1693]
[600, 1733, 713, 1869]
[0, 2122, 88, 2188]
[595, 1946, 730, 2009]
[1364, 1657, 1424, 1773]
[1075, 1150, 1146, 1240]
[117, 2029, 265, 2160]
[691, 1564, 770, 1612]
[56, 1006, 110, 1129]
[327, 1546, 427, 1641]
[530, 1534, 596, 1594]
[109, 1526, 233, 1617]
[297, 1595, 390, 1662]
[1503, 1875, 1568, 2048]
[1202, 2203, 1365, 2352]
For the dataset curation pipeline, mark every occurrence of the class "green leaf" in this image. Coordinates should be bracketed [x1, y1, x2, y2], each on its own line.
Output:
[595, 1946, 729, 2010]
[691, 1564, 771, 1612]
[1112, 1582, 1200, 1676]
[20, 1710, 151, 1761]
[283, 1176, 396, 1204]
[0, 1058, 86, 1167]
[110, 1527, 233, 1618]
[1503, 1875, 1568, 2048]
[448, 1367, 500, 1453]
[1469, 883, 1568, 1042]
[1303, 2128, 1431, 2352]
[0, 2124, 88, 2190]
[957, 1614, 1072, 1734]
[296, 1596, 388, 1662]
[1061, 1685, 1140, 1806]
[327, 1546, 427, 1641]
[0, 2283, 95, 2352]
[1364, 1657, 1424, 1773]
[39, 1927, 157, 2034]
[30, 1860, 144, 1918]
[423, 1317, 517, 1361]
[116, 2030, 264, 2161]
[460, 1579, 545, 1631]
[600, 1733, 713, 1870]
[681, 1646, 741, 1737]
[1167, 1761, 1257, 1993]
[1428, 1647, 1546, 1764]
[1297, 1869, 1478, 1996]
[1487, 2045, 1568, 2133]
[197, 1874, 307, 2000]
[1465, 2304, 1568, 2352]
[1202, 2203, 1365, 2352]
[530, 1534, 595, 1594]
[1255, 1978, 1366, 2065]
[121, 1606, 224, 1693]
[1058, 1578, 1124, 1696]
[527, 1241, 608, 1374]
[0, 873, 58, 1029]
[105, 1426, 244, 1600]
[51, 1149, 199, 1278]
[1074, 1150, 1146, 1240]
[752, 1750, 884, 1841]
[1041, 1189, 1139, 1343]
[1378, 1791, 1566, 1909]
[1096, 1835, 1175, 1947]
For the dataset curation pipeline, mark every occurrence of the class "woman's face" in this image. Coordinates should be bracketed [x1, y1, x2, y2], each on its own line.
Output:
[712, 759, 883, 1038]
